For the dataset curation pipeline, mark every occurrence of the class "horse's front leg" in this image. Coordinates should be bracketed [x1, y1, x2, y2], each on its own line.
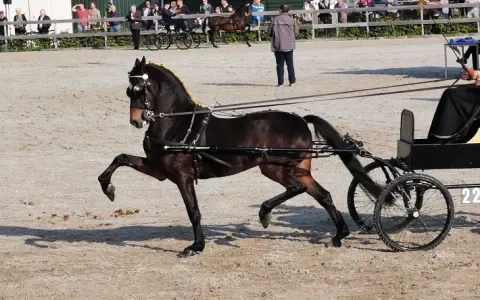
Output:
[176, 174, 205, 257]
[98, 153, 165, 202]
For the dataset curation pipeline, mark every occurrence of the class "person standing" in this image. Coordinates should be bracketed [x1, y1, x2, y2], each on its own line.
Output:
[88, 2, 102, 30]
[72, 3, 90, 32]
[0, 11, 8, 38]
[13, 8, 27, 35]
[126, 5, 142, 50]
[267, 4, 298, 87]
[37, 9, 51, 34]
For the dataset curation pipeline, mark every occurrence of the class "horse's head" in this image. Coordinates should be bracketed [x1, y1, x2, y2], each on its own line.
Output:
[127, 56, 154, 129]
[126, 57, 200, 130]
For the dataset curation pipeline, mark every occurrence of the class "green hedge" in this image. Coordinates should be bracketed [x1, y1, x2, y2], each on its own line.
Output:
[1, 22, 479, 52]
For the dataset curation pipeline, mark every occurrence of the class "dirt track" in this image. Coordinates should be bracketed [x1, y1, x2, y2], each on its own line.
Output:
[1, 38, 480, 299]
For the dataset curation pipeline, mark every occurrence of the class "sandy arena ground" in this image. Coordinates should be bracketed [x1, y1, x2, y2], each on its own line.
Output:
[2, 37, 480, 299]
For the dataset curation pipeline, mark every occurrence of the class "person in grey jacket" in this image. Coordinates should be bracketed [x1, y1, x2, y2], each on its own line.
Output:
[268, 4, 299, 86]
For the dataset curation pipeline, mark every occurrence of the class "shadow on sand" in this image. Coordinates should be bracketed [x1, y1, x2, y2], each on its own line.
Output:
[0, 205, 478, 254]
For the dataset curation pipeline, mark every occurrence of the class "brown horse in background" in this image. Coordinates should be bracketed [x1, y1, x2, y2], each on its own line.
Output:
[202, 4, 253, 48]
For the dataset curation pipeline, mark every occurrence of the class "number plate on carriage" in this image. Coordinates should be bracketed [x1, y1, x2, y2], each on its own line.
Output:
[169, 25, 175, 30]
[461, 188, 480, 204]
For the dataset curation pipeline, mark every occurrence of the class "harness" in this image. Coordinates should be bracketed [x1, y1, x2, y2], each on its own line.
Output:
[127, 73, 233, 184]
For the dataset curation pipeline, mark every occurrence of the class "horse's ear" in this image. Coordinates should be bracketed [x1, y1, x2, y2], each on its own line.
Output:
[134, 58, 140, 66]
[140, 56, 146, 73]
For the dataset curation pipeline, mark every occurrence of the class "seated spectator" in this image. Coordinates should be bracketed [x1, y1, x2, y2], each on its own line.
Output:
[220, 0, 230, 13]
[162, 2, 174, 25]
[37, 9, 51, 34]
[13, 8, 27, 35]
[334, 0, 348, 23]
[107, 4, 121, 32]
[215, 6, 221, 13]
[301, 0, 315, 23]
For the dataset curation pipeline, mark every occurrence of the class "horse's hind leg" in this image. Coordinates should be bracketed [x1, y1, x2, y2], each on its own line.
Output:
[98, 153, 165, 202]
[299, 175, 350, 247]
[258, 164, 307, 228]
[259, 158, 350, 247]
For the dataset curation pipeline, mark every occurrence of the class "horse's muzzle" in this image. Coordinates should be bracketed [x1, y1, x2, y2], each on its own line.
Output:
[130, 119, 145, 129]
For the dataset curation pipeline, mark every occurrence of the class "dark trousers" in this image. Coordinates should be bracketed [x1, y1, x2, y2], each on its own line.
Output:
[274, 50, 295, 85]
[131, 29, 140, 49]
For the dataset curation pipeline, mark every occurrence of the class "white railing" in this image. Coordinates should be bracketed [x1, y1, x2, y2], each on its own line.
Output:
[1, 3, 480, 48]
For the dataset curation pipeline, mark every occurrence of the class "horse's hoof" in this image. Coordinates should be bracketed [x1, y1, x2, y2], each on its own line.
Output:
[177, 249, 197, 258]
[331, 238, 342, 248]
[105, 184, 115, 202]
[259, 213, 271, 229]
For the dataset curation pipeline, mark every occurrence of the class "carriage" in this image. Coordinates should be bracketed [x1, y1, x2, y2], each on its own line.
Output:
[99, 57, 478, 256]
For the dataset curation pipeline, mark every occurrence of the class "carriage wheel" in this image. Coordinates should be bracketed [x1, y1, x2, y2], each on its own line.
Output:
[156, 33, 170, 50]
[190, 32, 204, 48]
[374, 173, 454, 251]
[347, 159, 409, 233]
[145, 34, 158, 51]
[175, 32, 193, 50]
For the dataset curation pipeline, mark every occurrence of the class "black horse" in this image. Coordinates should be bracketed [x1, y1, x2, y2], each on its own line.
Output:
[202, 4, 252, 48]
[98, 57, 383, 257]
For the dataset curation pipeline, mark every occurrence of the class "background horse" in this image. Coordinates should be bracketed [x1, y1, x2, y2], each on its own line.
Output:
[98, 57, 384, 257]
[202, 4, 252, 48]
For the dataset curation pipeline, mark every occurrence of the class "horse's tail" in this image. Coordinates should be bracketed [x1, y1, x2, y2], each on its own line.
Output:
[303, 115, 382, 198]
[202, 17, 208, 33]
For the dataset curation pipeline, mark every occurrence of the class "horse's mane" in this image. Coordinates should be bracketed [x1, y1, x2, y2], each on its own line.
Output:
[147, 61, 203, 107]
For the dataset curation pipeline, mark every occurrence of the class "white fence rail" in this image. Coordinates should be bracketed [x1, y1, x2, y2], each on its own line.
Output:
[1, 3, 480, 48]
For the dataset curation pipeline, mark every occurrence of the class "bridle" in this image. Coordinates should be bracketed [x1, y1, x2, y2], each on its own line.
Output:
[127, 73, 156, 123]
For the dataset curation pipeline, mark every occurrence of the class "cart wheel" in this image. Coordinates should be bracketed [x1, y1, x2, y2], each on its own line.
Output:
[374, 173, 454, 251]
[347, 159, 408, 233]
[190, 32, 204, 48]
[156, 33, 170, 50]
[175, 32, 192, 50]
[145, 34, 158, 51]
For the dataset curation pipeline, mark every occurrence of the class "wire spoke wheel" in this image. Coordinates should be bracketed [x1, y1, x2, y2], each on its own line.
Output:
[156, 33, 169, 50]
[374, 173, 454, 251]
[145, 34, 158, 51]
[190, 32, 205, 48]
[347, 159, 409, 233]
[175, 32, 192, 50]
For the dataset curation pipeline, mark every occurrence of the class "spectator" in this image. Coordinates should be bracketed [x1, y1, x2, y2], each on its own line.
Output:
[0, 11, 7, 38]
[13, 8, 27, 35]
[220, 0, 230, 13]
[107, 4, 121, 32]
[72, 3, 90, 32]
[143, 1, 153, 30]
[37, 9, 51, 34]
[334, 0, 348, 23]
[268, 4, 298, 87]
[125, 5, 142, 49]
[175, 0, 190, 31]
[198, 0, 213, 24]
[200, 0, 214, 14]
[252, 0, 265, 25]
[170, 1, 178, 14]
[301, 0, 315, 23]
[151, 3, 161, 28]
[89, 2, 102, 29]
[227, 5, 235, 12]
[162, 2, 174, 25]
